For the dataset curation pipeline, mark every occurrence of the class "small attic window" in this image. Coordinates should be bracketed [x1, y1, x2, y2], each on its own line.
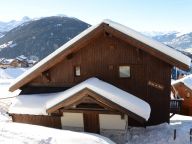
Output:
[75, 66, 81, 76]
[119, 66, 130, 78]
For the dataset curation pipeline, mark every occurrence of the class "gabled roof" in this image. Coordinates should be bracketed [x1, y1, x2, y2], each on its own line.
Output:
[9, 78, 151, 121]
[47, 88, 147, 123]
[9, 19, 191, 92]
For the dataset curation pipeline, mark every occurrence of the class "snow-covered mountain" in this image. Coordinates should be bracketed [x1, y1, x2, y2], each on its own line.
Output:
[144, 31, 192, 51]
[0, 16, 90, 60]
[165, 33, 192, 50]
[0, 16, 31, 36]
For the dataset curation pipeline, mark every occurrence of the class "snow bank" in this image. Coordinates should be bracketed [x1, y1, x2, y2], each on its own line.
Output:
[0, 79, 21, 99]
[9, 78, 151, 120]
[0, 68, 27, 79]
[125, 114, 192, 144]
[0, 79, 20, 122]
[0, 68, 27, 99]
[170, 114, 192, 121]
[0, 122, 115, 144]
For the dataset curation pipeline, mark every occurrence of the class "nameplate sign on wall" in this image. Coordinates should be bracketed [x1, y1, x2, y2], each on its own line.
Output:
[148, 81, 164, 90]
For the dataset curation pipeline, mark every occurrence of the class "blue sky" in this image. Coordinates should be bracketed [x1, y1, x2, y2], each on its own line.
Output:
[0, 0, 192, 32]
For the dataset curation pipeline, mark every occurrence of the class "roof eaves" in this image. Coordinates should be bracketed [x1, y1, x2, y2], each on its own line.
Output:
[103, 19, 191, 70]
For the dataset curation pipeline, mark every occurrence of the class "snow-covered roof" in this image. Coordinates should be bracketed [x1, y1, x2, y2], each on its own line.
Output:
[9, 19, 191, 92]
[9, 78, 151, 121]
[16, 55, 28, 61]
[172, 74, 192, 90]
[1, 59, 15, 65]
[104, 19, 191, 67]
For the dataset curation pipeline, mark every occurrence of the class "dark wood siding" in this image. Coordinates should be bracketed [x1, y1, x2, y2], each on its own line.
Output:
[12, 114, 61, 129]
[24, 33, 172, 125]
[146, 54, 171, 125]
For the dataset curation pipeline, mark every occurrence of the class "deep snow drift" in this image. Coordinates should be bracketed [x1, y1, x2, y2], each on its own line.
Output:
[0, 122, 115, 144]
[0, 68, 27, 79]
[126, 116, 192, 144]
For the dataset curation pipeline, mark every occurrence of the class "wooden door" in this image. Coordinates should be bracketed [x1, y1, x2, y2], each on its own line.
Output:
[83, 112, 100, 134]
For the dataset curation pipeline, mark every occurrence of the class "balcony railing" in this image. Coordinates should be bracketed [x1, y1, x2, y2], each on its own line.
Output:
[170, 99, 183, 117]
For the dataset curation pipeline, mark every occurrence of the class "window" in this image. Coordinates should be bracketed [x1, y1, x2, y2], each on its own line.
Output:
[119, 66, 130, 78]
[75, 66, 81, 76]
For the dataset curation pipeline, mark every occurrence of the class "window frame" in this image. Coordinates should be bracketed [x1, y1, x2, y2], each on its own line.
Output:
[118, 65, 131, 78]
[74, 66, 81, 77]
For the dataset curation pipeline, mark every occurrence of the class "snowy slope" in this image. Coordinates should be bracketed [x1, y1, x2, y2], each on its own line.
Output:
[126, 116, 192, 144]
[144, 31, 192, 51]
[0, 68, 27, 79]
[0, 122, 115, 144]
[0, 16, 31, 33]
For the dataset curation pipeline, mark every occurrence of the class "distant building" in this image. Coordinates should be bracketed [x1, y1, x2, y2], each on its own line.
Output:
[15, 55, 29, 67]
[0, 55, 37, 68]
[171, 75, 192, 116]
[0, 58, 17, 68]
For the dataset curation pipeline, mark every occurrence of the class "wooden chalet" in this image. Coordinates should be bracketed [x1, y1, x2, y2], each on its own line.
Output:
[0, 59, 17, 68]
[0, 58, 28, 68]
[8, 20, 191, 135]
[171, 75, 192, 116]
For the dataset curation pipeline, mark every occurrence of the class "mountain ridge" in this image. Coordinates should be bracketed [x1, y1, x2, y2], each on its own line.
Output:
[143, 31, 192, 51]
[0, 16, 90, 60]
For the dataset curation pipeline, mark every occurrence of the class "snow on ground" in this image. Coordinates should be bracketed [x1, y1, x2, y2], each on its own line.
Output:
[0, 78, 20, 122]
[0, 122, 115, 144]
[124, 115, 192, 144]
[0, 79, 21, 99]
[0, 68, 27, 79]
[1, 100, 192, 144]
